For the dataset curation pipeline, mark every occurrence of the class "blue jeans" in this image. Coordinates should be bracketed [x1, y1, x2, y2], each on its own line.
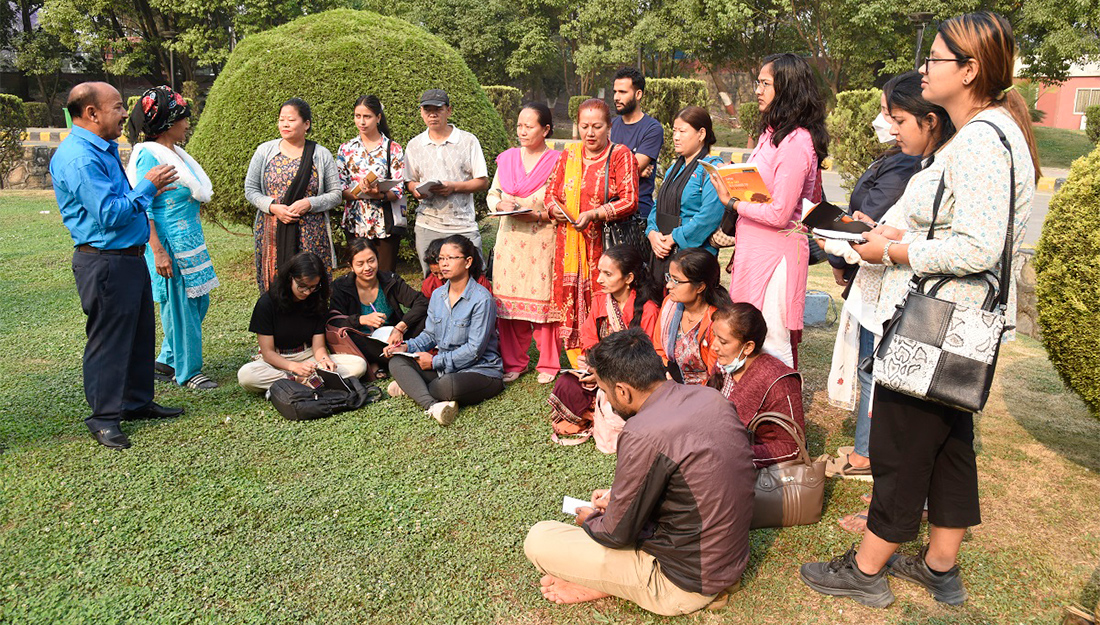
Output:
[854, 326, 875, 458]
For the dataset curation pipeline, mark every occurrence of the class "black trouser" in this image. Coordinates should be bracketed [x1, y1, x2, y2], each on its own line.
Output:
[389, 356, 504, 409]
[72, 250, 156, 432]
[866, 384, 981, 544]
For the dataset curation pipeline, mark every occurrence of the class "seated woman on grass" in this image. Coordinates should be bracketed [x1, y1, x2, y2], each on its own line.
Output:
[238, 252, 367, 393]
[547, 244, 660, 449]
[383, 235, 504, 426]
[653, 247, 727, 385]
[707, 302, 804, 467]
[329, 238, 428, 380]
[420, 237, 491, 297]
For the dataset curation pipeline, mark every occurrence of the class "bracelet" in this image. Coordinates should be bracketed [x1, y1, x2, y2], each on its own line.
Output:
[881, 240, 896, 266]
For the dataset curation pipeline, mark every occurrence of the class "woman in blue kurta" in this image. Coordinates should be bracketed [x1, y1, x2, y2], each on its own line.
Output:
[125, 86, 220, 389]
[645, 106, 725, 286]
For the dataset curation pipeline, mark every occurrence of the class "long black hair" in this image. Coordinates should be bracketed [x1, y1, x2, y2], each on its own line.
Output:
[354, 94, 391, 139]
[602, 244, 659, 327]
[670, 247, 729, 309]
[438, 234, 484, 281]
[269, 252, 330, 316]
[883, 71, 957, 154]
[758, 53, 829, 164]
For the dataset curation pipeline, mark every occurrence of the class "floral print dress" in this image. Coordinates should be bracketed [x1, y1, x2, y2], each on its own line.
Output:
[335, 136, 405, 239]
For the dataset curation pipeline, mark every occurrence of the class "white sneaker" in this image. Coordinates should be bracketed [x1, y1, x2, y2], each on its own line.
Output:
[387, 381, 405, 397]
[426, 401, 458, 426]
[502, 371, 522, 383]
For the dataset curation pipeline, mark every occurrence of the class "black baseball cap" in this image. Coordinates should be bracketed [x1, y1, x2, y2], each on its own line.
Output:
[419, 89, 450, 107]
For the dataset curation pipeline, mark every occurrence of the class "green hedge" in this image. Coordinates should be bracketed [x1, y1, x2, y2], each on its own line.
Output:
[738, 101, 761, 142]
[1085, 105, 1100, 144]
[0, 94, 27, 189]
[22, 102, 50, 127]
[1034, 143, 1100, 416]
[641, 78, 707, 126]
[188, 9, 509, 227]
[483, 86, 521, 136]
[826, 88, 882, 191]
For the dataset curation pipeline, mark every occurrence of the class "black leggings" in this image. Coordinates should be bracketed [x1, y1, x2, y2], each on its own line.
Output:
[389, 356, 504, 409]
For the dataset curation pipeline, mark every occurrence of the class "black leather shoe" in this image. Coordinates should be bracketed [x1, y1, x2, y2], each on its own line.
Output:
[91, 426, 131, 450]
[123, 402, 185, 421]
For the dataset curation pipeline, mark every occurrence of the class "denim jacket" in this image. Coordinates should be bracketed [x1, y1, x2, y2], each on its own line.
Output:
[406, 278, 502, 377]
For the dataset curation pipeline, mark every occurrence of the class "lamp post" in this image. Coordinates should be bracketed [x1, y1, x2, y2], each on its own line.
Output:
[162, 29, 178, 91]
[908, 12, 934, 70]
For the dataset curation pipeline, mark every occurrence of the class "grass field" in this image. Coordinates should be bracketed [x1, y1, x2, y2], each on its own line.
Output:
[1032, 126, 1095, 170]
[1, 190, 1097, 624]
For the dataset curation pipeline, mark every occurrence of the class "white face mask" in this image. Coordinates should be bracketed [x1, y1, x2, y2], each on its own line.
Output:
[872, 112, 894, 144]
[721, 348, 749, 375]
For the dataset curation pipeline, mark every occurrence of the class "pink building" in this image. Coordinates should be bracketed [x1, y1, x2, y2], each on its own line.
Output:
[1024, 62, 1100, 130]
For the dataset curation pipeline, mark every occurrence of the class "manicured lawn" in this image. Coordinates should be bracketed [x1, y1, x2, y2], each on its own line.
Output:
[1034, 125, 1096, 170]
[1, 190, 1097, 624]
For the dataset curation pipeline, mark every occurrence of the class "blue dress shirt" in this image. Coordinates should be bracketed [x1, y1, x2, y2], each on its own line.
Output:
[406, 278, 503, 377]
[50, 126, 156, 249]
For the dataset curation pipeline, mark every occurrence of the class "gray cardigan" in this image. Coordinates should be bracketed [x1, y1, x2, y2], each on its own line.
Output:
[243, 139, 343, 213]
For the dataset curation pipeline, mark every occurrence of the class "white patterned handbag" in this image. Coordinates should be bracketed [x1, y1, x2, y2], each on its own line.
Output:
[871, 120, 1015, 414]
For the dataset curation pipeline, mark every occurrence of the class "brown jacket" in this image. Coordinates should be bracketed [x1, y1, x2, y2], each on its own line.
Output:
[583, 381, 755, 595]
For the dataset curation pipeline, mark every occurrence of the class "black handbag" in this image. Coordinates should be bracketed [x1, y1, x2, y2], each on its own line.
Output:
[599, 144, 646, 254]
[870, 120, 1016, 413]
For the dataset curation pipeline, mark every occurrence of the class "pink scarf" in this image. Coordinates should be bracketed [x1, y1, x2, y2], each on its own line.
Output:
[496, 147, 560, 198]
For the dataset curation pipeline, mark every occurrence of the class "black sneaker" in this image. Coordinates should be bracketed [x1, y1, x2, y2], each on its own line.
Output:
[800, 545, 895, 608]
[887, 545, 968, 605]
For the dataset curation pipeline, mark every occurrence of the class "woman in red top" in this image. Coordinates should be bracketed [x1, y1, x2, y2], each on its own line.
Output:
[707, 302, 804, 467]
[547, 244, 658, 448]
[545, 99, 639, 365]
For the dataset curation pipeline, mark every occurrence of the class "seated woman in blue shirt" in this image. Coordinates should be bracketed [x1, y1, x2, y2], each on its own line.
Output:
[384, 234, 504, 426]
[645, 106, 725, 284]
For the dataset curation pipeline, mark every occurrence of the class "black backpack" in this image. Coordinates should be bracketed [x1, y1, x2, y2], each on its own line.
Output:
[268, 375, 382, 421]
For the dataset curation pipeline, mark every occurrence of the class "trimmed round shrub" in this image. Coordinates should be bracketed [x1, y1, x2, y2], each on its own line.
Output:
[568, 95, 588, 123]
[188, 9, 509, 226]
[737, 101, 761, 143]
[642, 78, 708, 126]
[22, 101, 50, 127]
[1033, 143, 1100, 416]
[1085, 104, 1100, 144]
[0, 94, 27, 189]
[826, 88, 882, 191]
[484, 85, 522, 135]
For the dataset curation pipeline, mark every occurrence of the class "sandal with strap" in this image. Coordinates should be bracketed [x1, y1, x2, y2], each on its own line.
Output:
[184, 373, 218, 390]
[155, 362, 175, 382]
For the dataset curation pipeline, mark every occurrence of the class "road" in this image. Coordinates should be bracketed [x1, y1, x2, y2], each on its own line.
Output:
[821, 170, 1051, 247]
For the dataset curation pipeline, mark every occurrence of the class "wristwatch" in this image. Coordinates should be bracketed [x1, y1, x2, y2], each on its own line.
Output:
[881, 240, 896, 266]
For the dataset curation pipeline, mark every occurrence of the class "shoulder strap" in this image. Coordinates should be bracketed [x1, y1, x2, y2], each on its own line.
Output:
[746, 411, 811, 466]
[753, 371, 803, 417]
[603, 143, 615, 203]
[385, 137, 392, 178]
[925, 119, 1016, 309]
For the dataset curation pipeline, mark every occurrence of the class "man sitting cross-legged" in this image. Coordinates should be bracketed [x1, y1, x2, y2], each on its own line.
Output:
[523, 327, 756, 616]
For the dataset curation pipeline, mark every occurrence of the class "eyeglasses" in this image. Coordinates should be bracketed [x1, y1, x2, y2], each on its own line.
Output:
[436, 254, 467, 263]
[292, 278, 320, 294]
[665, 273, 691, 286]
[753, 79, 773, 91]
[921, 55, 971, 73]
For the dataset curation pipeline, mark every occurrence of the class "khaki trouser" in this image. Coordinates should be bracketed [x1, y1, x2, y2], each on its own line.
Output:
[524, 520, 729, 616]
[237, 350, 367, 393]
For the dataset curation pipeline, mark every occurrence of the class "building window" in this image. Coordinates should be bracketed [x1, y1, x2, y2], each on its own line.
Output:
[1073, 88, 1100, 113]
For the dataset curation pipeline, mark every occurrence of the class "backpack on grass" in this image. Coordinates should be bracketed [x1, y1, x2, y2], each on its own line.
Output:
[269, 374, 382, 421]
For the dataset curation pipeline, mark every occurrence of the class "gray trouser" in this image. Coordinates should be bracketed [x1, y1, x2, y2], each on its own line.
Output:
[414, 225, 483, 275]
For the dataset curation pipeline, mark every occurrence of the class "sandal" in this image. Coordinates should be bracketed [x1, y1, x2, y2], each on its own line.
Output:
[825, 455, 874, 481]
[537, 372, 556, 384]
[374, 368, 389, 380]
[835, 445, 854, 458]
[154, 362, 175, 382]
[838, 510, 869, 534]
[502, 371, 522, 383]
[184, 373, 218, 390]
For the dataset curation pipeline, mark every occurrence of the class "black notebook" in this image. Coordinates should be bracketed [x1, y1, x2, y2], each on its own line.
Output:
[801, 199, 872, 242]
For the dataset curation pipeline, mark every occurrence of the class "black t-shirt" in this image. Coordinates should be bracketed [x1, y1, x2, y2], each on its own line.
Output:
[248, 292, 326, 351]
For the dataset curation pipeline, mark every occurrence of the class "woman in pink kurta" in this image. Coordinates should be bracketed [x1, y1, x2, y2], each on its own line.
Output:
[713, 53, 828, 368]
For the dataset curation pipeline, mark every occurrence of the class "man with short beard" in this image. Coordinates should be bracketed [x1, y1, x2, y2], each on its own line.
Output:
[610, 68, 665, 220]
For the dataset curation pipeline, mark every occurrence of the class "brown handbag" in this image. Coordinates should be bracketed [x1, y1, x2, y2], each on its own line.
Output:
[325, 312, 368, 360]
[747, 409, 826, 530]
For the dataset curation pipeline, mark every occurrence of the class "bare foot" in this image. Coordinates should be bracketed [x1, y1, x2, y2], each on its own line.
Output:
[539, 575, 611, 604]
[838, 509, 869, 534]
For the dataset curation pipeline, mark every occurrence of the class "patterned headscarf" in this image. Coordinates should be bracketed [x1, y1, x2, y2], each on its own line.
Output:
[136, 85, 190, 138]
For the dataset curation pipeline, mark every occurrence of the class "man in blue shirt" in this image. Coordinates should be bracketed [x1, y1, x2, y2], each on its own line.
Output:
[51, 82, 183, 450]
[610, 68, 665, 220]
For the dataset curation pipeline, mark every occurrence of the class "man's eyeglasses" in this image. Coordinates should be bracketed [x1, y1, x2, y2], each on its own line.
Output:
[293, 279, 320, 294]
[921, 55, 970, 73]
